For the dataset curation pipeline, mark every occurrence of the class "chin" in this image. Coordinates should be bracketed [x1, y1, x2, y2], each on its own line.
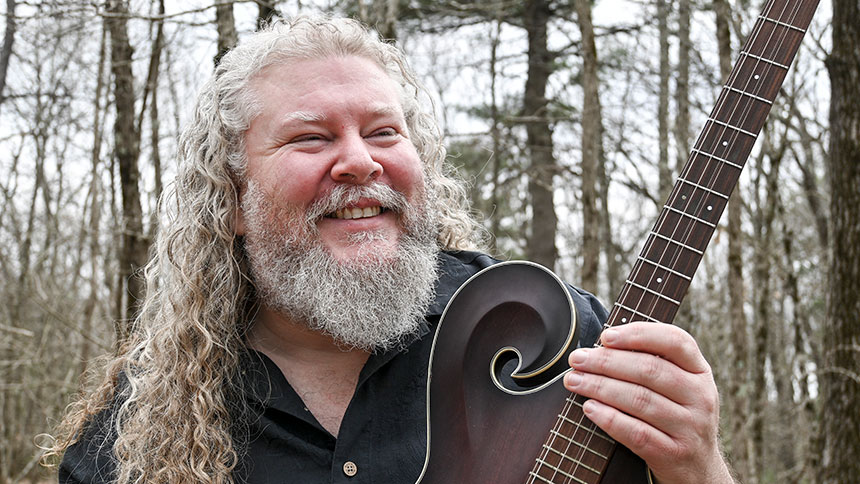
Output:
[329, 238, 401, 264]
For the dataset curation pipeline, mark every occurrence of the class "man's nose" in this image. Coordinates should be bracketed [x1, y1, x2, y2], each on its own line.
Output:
[330, 135, 383, 184]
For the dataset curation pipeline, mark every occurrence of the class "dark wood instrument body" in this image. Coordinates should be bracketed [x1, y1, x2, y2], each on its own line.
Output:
[417, 262, 649, 484]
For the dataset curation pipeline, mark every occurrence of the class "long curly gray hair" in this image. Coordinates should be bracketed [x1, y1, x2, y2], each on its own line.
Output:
[49, 15, 484, 483]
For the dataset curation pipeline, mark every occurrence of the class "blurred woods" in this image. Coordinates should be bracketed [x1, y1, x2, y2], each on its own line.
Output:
[0, 0, 857, 483]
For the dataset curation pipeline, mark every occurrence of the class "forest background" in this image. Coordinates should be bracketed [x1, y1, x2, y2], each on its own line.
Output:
[0, 0, 858, 483]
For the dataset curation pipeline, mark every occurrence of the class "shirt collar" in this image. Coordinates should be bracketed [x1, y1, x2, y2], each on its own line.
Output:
[240, 250, 486, 407]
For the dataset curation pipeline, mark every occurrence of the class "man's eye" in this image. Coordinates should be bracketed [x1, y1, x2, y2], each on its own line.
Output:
[291, 134, 326, 143]
[370, 128, 397, 137]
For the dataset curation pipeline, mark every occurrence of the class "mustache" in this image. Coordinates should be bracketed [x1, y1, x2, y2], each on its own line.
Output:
[304, 183, 410, 223]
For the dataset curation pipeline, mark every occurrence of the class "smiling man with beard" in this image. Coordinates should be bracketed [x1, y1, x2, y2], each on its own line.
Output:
[52, 15, 734, 484]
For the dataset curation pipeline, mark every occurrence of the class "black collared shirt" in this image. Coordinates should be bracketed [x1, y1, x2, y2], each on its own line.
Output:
[60, 251, 607, 484]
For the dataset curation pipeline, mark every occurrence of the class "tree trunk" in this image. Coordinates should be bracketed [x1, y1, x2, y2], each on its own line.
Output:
[146, 0, 165, 234]
[574, 0, 601, 293]
[0, 0, 16, 114]
[359, 0, 398, 40]
[656, 0, 671, 201]
[674, 0, 691, 169]
[214, 1, 238, 67]
[598, 147, 619, 300]
[106, 0, 146, 342]
[822, 0, 860, 480]
[256, 0, 279, 30]
[714, 0, 751, 479]
[489, 18, 502, 255]
[750, 129, 786, 482]
[523, 0, 557, 270]
[80, 17, 109, 380]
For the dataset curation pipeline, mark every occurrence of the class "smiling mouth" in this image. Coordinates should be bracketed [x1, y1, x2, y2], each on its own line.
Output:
[327, 206, 385, 220]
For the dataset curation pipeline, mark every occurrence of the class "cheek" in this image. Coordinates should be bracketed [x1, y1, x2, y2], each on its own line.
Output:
[387, 148, 427, 198]
[257, 159, 329, 207]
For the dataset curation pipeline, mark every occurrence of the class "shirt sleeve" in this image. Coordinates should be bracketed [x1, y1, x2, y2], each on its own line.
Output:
[58, 398, 121, 484]
[564, 284, 609, 349]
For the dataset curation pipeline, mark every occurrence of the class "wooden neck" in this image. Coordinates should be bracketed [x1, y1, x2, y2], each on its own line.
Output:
[528, 0, 820, 481]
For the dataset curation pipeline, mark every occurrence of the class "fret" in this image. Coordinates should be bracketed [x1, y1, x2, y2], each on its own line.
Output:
[528, 471, 556, 484]
[759, 14, 806, 33]
[678, 178, 730, 201]
[542, 445, 602, 474]
[557, 413, 615, 446]
[740, 51, 790, 70]
[708, 117, 759, 138]
[533, 461, 589, 484]
[664, 204, 717, 229]
[613, 302, 664, 324]
[549, 429, 612, 460]
[637, 256, 693, 281]
[723, 85, 773, 105]
[650, 231, 704, 255]
[625, 279, 681, 306]
[691, 148, 743, 170]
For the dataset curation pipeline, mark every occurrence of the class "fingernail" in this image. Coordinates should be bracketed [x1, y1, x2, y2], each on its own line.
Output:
[571, 349, 588, 366]
[583, 400, 597, 415]
[602, 328, 619, 344]
[566, 372, 582, 387]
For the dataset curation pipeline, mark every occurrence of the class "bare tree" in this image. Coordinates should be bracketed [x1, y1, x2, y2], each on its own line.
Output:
[713, 0, 751, 479]
[256, 0, 280, 30]
[523, 0, 558, 270]
[822, 0, 860, 480]
[106, 0, 147, 340]
[214, 1, 238, 66]
[574, 0, 602, 293]
[656, 0, 671, 200]
[674, 0, 692, 169]
[359, 0, 399, 40]
[0, 0, 16, 115]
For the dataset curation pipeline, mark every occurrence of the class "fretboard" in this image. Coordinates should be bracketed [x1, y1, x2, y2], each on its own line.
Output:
[527, 0, 820, 481]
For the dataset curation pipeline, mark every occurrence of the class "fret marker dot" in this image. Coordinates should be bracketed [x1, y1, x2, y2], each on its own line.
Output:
[682, 194, 687, 200]
[621, 317, 628, 323]
[754, 74, 760, 80]
[707, 205, 713, 211]
[656, 277, 663, 283]
[722, 141, 729, 147]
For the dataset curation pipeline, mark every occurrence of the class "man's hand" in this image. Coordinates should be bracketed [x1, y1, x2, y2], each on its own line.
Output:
[563, 322, 735, 484]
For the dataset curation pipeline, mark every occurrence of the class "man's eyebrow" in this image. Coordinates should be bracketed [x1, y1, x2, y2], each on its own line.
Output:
[281, 111, 326, 123]
[367, 105, 402, 118]
[277, 105, 403, 126]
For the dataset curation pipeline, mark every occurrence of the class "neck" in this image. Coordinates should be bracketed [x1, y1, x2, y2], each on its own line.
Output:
[247, 305, 370, 437]
[248, 304, 370, 363]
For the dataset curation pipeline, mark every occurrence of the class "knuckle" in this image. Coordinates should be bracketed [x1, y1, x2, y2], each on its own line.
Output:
[589, 374, 604, 395]
[643, 355, 662, 383]
[702, 384, 720, 414]
[629, 422, 651, 448]
[601, 406, 617, 430]
[631, 386, 652, 413]
[595, 348, 612, 371]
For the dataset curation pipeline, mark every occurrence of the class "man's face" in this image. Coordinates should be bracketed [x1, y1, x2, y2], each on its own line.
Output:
[236, 55, 427, 262]
[235, 55, 439, 350]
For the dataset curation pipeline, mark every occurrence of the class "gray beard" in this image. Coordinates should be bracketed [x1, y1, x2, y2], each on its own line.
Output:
[242, 181, 440, 352]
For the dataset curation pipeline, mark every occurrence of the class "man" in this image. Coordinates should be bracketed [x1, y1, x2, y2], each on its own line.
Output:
[53, 15, 735, 484]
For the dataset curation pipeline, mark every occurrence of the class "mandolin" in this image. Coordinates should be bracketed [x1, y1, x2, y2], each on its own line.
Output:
[418, 0, 820, 482]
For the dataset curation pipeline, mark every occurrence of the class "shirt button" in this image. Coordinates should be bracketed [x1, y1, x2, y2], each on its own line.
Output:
[343, 461, 358, 477]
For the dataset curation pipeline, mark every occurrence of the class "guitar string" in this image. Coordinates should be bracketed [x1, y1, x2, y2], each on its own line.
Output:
[557, 0, 805, 481]
[528, 383, 575, 483]
[550, 0, 807, 479]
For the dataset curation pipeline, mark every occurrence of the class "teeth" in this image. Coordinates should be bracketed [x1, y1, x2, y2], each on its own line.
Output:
[333, 206, 381, 220]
